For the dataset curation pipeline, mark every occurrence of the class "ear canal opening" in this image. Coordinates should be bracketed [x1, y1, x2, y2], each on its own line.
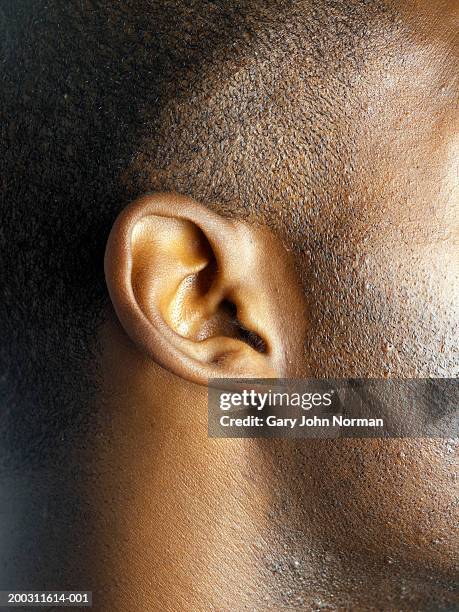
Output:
[220, 298, 267, 354]
[238, 324, 267, 354]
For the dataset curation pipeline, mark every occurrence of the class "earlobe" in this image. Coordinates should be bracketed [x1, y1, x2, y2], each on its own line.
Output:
[105, 192, 304, 384]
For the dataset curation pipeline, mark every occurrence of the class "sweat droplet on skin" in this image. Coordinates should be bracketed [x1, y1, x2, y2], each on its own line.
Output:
[383, 341, 395, 353]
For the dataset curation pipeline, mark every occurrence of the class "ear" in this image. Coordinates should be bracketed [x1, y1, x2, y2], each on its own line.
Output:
[104, 192, 304, 385]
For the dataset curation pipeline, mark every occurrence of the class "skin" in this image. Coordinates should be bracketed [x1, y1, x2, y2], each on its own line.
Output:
[92, 2, 459, 609]
[0, 1, 457, 611]
[90, 318, 458, 611]
[92, 193, 458, 611]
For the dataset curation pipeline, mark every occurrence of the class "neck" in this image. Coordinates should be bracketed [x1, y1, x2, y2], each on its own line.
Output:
[84, 314, 455, 610]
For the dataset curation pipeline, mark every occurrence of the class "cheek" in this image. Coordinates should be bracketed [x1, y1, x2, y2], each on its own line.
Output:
[298, 236, 458, 378]
[356, 238, 458, 377]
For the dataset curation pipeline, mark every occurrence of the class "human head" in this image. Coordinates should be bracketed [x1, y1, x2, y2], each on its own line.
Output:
[1, 0, 457, 607]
